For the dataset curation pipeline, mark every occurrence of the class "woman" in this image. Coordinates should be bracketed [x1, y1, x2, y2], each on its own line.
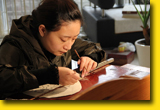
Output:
[0, 0, 106, 99]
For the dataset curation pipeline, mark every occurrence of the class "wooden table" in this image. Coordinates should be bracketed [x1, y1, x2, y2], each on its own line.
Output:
[69, 64, 150, 100]
[8, 64, 150, 100]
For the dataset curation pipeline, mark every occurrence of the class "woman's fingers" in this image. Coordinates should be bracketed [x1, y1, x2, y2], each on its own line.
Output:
[87, 60, 93, 72]
[79, 57, 97, 78]
[67, 72, 80, 85]
[91, 61, 97, 70]
[58, 67, 80, 86]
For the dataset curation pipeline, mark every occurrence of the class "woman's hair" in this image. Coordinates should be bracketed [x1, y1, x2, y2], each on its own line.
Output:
[32, 0, 83, 32]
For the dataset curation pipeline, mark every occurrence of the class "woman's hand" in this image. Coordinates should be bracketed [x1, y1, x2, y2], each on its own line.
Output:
[77, 56, 97, 78]
[58, 67, 80, 86]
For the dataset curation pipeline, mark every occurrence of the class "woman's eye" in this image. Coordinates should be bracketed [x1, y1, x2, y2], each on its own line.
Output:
[61, 39, 66, 42]
[72, 37, 77, 41]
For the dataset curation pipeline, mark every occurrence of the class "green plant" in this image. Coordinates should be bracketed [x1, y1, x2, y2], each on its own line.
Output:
[131, 0, 150, 45]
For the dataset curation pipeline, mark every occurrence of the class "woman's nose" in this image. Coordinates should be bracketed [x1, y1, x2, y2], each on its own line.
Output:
[64, 41, 73, 50]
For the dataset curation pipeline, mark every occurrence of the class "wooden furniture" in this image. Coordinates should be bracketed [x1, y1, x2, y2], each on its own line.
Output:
[69, 64, 150, 100]
[37, 64, 150, 100]
[8, 64, 150, 100]
[70, 74, 150, 100]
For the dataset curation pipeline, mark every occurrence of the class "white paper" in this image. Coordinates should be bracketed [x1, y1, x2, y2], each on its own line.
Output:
[23, 81, 82, 98]
[122, 70, 150, 79]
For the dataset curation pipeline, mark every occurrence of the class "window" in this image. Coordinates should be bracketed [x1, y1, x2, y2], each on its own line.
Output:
[0, 0, 41, 38]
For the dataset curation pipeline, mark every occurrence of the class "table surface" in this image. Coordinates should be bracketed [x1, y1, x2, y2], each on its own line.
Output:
[37, 64, 150, 100]
[8, 64, 150, 100]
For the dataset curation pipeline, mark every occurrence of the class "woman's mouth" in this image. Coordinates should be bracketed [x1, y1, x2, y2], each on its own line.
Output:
[60, 51, 66, 54]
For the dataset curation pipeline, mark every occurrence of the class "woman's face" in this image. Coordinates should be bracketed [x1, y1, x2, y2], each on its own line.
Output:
[39, 20, 81, 56]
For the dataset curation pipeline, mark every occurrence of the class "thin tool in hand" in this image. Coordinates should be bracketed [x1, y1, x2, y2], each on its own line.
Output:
[74, 49, 88, 72]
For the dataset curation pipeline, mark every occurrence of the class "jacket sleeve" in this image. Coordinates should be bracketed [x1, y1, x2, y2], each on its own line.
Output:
[0, 42, 39, 99]
[71, 38, 106, 63]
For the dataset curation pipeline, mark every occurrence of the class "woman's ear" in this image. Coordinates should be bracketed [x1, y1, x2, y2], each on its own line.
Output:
[39, 24, 46, 37]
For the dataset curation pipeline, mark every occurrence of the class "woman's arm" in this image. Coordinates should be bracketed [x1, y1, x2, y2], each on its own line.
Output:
[0, 42, 60, 99]
[0, 42, 39, 99]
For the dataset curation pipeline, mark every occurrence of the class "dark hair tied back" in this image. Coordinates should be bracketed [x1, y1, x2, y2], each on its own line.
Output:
[32, 0, 83, 32]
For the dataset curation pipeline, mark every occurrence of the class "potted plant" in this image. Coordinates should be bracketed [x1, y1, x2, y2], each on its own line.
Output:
[131, 0, 150, 67]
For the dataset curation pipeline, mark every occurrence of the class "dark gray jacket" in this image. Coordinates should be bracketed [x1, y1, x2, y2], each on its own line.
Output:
[0, 15, 106, 99]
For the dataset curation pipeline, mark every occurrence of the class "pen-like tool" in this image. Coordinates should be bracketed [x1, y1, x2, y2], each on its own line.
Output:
[74, 49, 88, 72]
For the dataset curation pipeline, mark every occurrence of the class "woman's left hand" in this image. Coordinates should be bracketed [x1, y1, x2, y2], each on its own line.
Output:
[77, 56, 97, 78]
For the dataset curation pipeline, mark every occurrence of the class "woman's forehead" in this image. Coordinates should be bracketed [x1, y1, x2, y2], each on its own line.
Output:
[57, 20, 81, 35]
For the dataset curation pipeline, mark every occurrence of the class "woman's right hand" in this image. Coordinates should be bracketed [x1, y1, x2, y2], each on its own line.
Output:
[58, 67, 80, 86]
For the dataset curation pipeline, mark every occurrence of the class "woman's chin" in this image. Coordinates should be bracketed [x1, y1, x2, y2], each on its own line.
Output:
[55, 53, 63, 56]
